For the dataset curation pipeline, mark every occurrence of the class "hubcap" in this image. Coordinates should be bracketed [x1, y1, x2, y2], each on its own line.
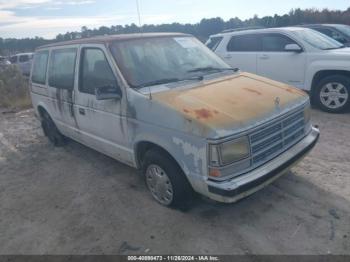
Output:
[320, 82, 349, 109]
[146, 165, 173, 205]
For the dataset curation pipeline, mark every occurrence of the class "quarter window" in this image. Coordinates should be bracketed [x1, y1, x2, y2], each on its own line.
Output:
[79, 48, 118, 95]
[48, 48, 77, 90]
[32, 51, 49, 85]
[227, 34, 260, 52]
[261, 34, 298, 52]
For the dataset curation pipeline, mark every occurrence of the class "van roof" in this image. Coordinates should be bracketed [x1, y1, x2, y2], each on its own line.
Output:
[37, 32, 190, 50]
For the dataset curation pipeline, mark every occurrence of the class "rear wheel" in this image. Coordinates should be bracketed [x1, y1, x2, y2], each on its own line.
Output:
[314, 75, 350, 113]
[143, 148, 193, 207]
[41, 112, 66, 147]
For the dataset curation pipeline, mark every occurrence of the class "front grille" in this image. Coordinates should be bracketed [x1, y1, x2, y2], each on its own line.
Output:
[249, 109, 306, 167]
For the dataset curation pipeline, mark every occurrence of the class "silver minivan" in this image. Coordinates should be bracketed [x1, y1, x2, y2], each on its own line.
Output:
[10, 52, 34, 76]
[30, 33, 319, 207]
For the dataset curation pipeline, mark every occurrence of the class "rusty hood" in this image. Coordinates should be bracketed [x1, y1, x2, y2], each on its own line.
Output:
[152, 72, 308, 138]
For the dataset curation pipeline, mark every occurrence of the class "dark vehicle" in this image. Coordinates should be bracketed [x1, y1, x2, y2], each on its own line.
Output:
[300, 24, 350, 46]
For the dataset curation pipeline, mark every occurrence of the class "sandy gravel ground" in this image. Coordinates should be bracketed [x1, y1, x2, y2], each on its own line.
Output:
[0, 108, 349, 255]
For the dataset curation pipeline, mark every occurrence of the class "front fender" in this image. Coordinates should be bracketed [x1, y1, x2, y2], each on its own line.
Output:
[132, 121, 207, 176]
[305, 60, 350, 91]
[130, 119, 208, 194]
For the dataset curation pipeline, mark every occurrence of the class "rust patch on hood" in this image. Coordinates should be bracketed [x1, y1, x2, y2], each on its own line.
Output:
[153, 72, 308, 132]
[194, 108, 213, 119]
[183, 108, 220, 120]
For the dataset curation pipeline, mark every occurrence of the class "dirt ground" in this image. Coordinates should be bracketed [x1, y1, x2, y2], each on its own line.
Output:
[0, 108, 349, 255]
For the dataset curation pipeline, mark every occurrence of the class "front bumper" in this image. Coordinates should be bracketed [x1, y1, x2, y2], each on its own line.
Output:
[205, 126, 320, 203]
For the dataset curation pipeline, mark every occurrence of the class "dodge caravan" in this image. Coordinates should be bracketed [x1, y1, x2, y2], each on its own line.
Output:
[30, 33, 319, 207]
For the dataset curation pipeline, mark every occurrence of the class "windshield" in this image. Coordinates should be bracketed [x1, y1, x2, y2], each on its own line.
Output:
[110, 36, 231, 88]
[332, 24, 350, 38]
[294, 29, 344, 50]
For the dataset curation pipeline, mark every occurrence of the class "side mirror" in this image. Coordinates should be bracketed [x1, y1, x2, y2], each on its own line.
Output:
[95, 85, 122, 100]
[284, 44, 302, 53]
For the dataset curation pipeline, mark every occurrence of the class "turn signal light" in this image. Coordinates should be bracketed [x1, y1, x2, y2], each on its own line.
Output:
[209, 168, 221, 178]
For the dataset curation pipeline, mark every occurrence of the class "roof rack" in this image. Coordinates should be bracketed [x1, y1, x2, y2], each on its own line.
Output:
[221, 26, 265, 33]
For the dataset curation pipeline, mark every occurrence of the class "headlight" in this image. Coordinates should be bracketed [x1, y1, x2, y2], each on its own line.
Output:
[209, 136, 250, 167]
[220, 136, 250, 165]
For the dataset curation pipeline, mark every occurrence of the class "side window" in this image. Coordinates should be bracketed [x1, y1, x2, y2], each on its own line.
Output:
[316, 28, 347, 43]
[48, 48, 77, 90]
[32, 51, 49, 85]
[19, 55, 29, 63]
[227, 34, 260, 52]
[261, 34, 298, 52]
[79, 48, 118, 95]
[206, 37, 223, 51]
[315, 28, 333, 37]
[10, 56, 17, 64]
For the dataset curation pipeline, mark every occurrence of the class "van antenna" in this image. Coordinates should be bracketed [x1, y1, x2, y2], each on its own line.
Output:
[136, 0, 152, 100]
[136, 0, 142, 31]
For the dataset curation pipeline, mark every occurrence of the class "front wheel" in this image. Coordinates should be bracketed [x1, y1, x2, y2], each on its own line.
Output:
[314, 75, 350, 113]
[143, 149, 193, 207]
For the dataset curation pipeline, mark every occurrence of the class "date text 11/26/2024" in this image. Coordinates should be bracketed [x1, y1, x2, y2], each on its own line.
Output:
[127, 255, 220, 261]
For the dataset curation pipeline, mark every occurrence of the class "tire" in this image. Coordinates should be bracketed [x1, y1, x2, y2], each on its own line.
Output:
[313, 75, 350, 113]
[41, 112, 66, 147]
[142, 148, 193, 208]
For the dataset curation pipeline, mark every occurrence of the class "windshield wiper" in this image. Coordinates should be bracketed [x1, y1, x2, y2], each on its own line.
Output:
[133, 75, 204, 88]
[134, 78, 180, 88]
[187, 67, 238, 73]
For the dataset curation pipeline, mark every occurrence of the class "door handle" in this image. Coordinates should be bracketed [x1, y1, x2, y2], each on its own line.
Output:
[259, 54, 270, 60]
[224, 54, 232, 59]
[79, 108, 85, 115]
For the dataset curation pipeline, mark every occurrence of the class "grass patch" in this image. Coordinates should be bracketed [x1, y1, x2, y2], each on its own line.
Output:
[0, 65, 32, 109]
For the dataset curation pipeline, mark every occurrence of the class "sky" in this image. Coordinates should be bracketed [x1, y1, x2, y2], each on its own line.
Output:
[0, 0, 349, 39]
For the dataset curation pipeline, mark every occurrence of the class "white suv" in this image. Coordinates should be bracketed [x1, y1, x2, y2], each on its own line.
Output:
[207, 27, 350, 113]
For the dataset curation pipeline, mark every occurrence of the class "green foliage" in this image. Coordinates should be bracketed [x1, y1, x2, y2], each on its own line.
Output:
[0, 7, 350, 54]
[0, 37, 50, 56]
[0, 65, 31, 109]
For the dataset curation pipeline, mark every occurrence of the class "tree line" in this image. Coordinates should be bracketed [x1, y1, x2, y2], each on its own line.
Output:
[1, 7, 350, 55]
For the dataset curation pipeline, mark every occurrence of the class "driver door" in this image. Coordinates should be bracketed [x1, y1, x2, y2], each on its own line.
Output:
[256, 33, 306, 89]
[73, 44, 133, 165]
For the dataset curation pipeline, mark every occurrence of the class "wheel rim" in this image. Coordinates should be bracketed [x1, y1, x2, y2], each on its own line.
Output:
[146, 164, 174, 205]
[320, 82, 349, 109]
